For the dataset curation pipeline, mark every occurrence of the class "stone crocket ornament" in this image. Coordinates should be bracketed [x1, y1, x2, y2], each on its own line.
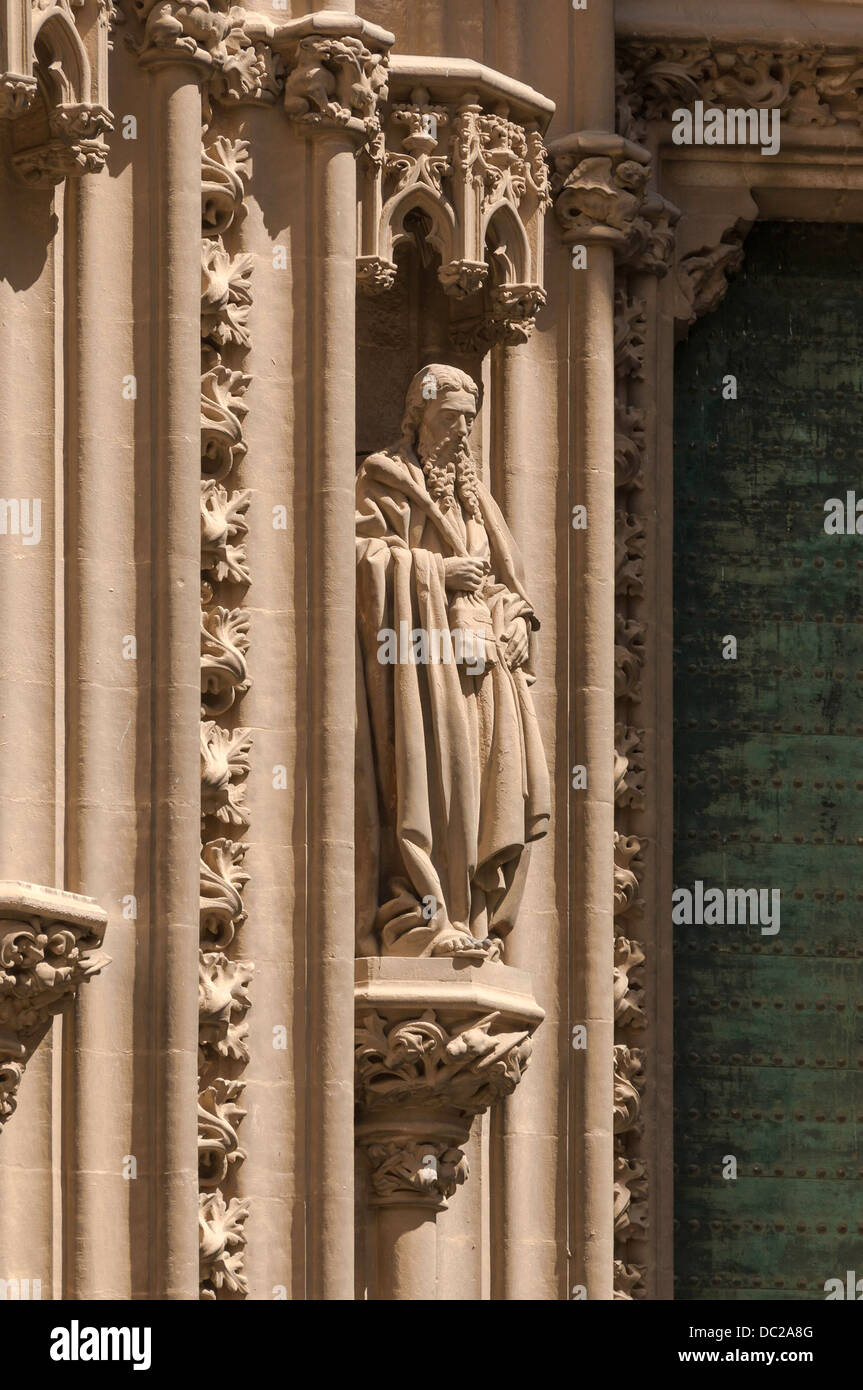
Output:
[355, 364, 550, 961]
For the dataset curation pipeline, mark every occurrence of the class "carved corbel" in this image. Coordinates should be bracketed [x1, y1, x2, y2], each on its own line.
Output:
[675, 233, 746, 331]
[3, 0, 113, 185]
[355, 959, 543, 1209]
[0, 881, 109, 1126]
[357, 59, 554, 350]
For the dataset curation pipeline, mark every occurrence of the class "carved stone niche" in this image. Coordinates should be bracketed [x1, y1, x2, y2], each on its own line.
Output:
[355, 958, 543, 1210]
[0, 880, 109, 1127]
[357, 56, 555, 351]
[1, 0, 113, 186]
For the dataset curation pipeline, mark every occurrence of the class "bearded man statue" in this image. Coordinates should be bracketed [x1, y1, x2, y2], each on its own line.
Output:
[355, 364, 550, 961]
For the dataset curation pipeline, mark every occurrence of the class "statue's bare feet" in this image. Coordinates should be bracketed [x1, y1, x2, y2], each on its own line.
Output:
[431, 930, 500, 961]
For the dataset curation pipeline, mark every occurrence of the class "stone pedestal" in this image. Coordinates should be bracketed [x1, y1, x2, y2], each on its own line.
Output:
[355, 958, 543, 1299]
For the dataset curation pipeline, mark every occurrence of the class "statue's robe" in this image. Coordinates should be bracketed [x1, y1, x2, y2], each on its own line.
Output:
[355, 444, 550, 957]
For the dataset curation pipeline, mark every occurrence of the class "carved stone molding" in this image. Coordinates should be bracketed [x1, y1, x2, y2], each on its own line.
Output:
[0, 881, 109, 1126]
[355, 959, 543, 1209]
[2, 0, 113, 184]
[617, 40, 863, 145]
[357, 57, 553, 348]
[198, 124, 254, 1299]
[549, 130, 679, 274]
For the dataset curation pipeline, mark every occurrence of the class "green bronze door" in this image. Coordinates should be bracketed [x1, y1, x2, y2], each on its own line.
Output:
[674, 222, 863, 1300]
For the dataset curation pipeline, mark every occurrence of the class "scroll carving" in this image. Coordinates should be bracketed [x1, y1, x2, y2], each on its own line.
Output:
[617, 40, 863, 146]
[200, 838, 249, 948]
[198, 130, 253, 1298]
[0, 882, 109, 1126]
[201, 606, 251, 716]
[608, 150, 673, 1286]
[199, 1190, 250, 1300]
[201, 480, 251, 586]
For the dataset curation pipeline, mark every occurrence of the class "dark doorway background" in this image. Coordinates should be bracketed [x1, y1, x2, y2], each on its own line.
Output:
[674, 222, 863, 1300]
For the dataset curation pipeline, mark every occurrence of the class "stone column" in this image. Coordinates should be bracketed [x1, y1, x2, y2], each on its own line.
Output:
[131, 10, 211, 1294]
[489, 342, 562, 1299]
[249, 12, 395, 1299]
[0, 161, 61, 1296]
[147, 61, 204, 1302]
[547, 0, 619, 1302]
[303, 119, 362, 1306]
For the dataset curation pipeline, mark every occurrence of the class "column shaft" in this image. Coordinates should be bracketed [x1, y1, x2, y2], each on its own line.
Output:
[62, 156, 138, 1298]
[305, 131, 358, 1301]
[147, 65, 204, 1300]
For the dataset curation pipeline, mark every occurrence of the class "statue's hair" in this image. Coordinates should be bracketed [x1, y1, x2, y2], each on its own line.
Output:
[399, 364, 480, 453]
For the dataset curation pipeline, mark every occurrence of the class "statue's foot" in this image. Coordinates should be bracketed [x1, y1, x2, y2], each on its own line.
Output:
[431, 930, 501, 962]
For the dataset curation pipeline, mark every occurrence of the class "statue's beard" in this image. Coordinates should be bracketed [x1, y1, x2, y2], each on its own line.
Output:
[419, 427, 483, 523]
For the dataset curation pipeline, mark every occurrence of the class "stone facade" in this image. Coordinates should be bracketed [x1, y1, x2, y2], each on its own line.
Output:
[0, 0, 859, 1301]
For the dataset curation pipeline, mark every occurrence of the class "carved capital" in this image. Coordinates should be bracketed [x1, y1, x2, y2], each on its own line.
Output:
[365, 1139, 469, 1209]
[130, 0, 232, 72]
[0, 881, 109, 1126]
[281, 32, 388, 133]
[549, 130, 679, 273]
[355, 959, 543, 1206]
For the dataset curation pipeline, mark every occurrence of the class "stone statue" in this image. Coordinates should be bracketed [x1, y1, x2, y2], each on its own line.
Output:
[355, 364, 550, 960]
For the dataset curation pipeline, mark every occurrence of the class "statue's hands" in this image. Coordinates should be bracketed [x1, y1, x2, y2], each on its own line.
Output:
[503, 617, 529, 670]
[444, 556, 489, 593]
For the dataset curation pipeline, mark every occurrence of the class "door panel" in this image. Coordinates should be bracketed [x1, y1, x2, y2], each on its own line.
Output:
[674, 222, 863, 1300]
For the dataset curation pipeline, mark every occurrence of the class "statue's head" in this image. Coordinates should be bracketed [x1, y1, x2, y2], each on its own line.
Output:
[400, 364, 480, 458]
[399, 365, 483, 519]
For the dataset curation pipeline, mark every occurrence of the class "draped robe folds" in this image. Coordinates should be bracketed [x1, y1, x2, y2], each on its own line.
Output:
[355, 445, 550, 958]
